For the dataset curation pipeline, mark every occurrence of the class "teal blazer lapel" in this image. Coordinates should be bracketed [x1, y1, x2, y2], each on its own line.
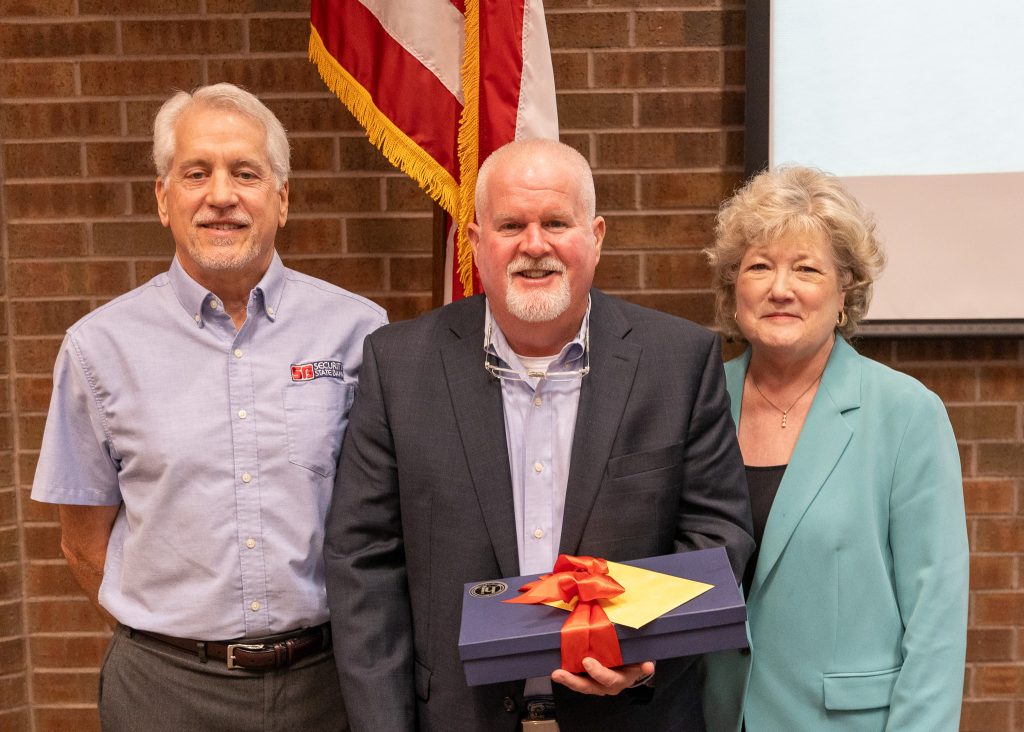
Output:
[731, 337, 862, 600]
[440, 299, 520, 577]
[559, 291, 642, 555]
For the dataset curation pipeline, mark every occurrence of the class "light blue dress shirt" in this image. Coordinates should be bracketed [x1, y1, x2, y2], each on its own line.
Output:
[32, 253, 386, 640]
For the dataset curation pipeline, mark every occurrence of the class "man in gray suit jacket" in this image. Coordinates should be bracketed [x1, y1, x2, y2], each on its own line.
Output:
[325, 139, 754, 731]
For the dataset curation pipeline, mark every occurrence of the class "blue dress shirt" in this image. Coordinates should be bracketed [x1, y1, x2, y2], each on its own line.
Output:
[32, 253, 386, 639]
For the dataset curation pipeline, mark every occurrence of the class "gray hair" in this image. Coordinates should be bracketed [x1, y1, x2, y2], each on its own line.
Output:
[152, 83, 290, 189]
[475, 138, 596, 220]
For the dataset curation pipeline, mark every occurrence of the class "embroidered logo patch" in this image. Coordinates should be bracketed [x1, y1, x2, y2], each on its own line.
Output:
[468, 581, 508, 598]
[290, 361, 344, 381]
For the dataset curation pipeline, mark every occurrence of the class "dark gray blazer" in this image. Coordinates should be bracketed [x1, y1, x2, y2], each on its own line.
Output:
[325, 290, 754, 732]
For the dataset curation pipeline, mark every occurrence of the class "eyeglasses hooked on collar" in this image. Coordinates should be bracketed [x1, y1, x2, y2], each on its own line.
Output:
[483, 322, 590, 382]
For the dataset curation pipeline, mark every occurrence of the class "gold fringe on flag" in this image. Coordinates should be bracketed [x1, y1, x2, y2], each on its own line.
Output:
[308, 23, 460, 219]
[454, 0, 482, 298]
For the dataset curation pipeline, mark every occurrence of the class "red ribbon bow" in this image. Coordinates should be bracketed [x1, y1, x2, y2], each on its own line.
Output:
[504, 554, 625, 673]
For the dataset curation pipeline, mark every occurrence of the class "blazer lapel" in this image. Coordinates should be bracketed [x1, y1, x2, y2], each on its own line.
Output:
[747, 337, 862, 599]
[440, 299, 521, 577]
[559, 291, 642, 555]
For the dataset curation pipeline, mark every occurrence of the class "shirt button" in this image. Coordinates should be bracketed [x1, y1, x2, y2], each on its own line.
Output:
[210, 301, 219, 310]
[533, 528, 544, 539]
[241, 472, 252, 483]
[503, 697, 516, 713]
[233, 348, 243, 358]
[267, 306, 275, 316]
[238, 409, 247, 419]
[193, 314, 201, 323]
[534, 397, 542, 407]
[245, 538, 256, 549]
[533, 462, 543, 473]
[250, 600, 260, 612]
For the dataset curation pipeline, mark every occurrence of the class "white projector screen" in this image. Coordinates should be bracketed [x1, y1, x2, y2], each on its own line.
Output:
[751, 0, 1024, 335]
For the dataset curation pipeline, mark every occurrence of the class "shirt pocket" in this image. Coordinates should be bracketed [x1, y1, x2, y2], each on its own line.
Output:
[822, 666, 901, 710]
[282, 380, 354, 477]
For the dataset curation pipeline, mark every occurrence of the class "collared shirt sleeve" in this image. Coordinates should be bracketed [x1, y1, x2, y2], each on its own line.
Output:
[32, 335, 121, 506]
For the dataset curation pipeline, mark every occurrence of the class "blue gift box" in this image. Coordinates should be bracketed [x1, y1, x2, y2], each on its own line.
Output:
[458, 546, 748, 686]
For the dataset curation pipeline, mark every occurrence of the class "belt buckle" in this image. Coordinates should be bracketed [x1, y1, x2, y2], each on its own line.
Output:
[226, 643, 265, 669]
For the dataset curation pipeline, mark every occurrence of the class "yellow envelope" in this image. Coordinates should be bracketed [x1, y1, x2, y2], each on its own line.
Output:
[547, 561, 713, 629]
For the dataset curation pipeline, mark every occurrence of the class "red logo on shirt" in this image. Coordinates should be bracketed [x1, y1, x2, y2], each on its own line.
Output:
[291, 364, 315, 381]
[290, 361, 344, 381]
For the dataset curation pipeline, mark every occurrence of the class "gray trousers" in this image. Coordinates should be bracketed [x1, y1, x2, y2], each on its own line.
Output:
[99, 625, 348, 732]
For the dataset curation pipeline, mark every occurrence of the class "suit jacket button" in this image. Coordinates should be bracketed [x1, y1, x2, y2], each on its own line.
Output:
[503, 697, 517, 713]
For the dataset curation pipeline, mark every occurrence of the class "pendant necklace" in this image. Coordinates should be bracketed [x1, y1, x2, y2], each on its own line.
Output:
[749, 367, 825, 428]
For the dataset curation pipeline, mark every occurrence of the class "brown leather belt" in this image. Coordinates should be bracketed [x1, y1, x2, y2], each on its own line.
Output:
[131, 623, 331, 671]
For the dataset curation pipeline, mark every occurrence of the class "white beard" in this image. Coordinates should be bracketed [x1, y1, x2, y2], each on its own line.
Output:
[504, 255, 571, 323]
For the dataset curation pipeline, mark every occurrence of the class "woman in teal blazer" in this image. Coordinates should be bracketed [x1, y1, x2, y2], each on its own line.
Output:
[702, 167, 969, 731]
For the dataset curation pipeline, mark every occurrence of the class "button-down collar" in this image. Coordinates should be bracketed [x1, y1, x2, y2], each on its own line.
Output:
[168, 252, 286, 328]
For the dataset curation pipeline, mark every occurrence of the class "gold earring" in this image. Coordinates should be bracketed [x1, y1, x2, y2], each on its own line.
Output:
[836, 310, 848, 328]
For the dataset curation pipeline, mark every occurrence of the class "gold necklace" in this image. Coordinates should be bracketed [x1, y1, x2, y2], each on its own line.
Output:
[749, 367, 825, 428]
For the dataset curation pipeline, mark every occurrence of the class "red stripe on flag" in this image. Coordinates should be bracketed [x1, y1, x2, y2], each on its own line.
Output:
[478, 1, 526, 163]
[312, 0, 462, 179]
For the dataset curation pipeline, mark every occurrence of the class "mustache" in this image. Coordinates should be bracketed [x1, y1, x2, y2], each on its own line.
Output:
[193, 213, 252, 226]
[506, 256, 565, 276]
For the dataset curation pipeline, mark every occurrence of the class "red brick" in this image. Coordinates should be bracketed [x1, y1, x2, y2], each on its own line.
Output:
[0, 61, 74, 97]
[273, 218, 343, 255]
[92, 221, 173, 257]
[0, 526, 18, 562]
[206, 0, 306, 10]
[290, 137, 335, 172]
[8, 224, 87, 258]
[5, 182, 128, 219]
[0, 102, 120, 139]
[603, 213, 715, 249]
[639, 91, 744, 127]
[973, 592, 1024, 626]
[547, 12, 629, 49]
[965, 479, 1017, 515]
[122, 18, 244, 55]
[385, 178, 432, 213]
[134, 260, 170, 286]
[551, 52, 588, 90]
[265, 98, 361, 134]
[0, 20, 115, 58]
[129, 181, 158, 215]
[13, 337, 62, 374]
[959, 700, 1012, 731]
[597, 132, 720, 169]
[949, 406, 1019, 440]
[0, 708, 29, 732]
[897, 338, 1021, 363]
[282, 256, 385, 293]
[557, 92, 633, 130]
[22, 524, 61, 561]
[371, 295, 431, 322]
[338, 137, 394, 172]
[594, 174, 637, 210]
[967, 628, 1016, 662]
[622, 291, 713, 325]
[347, 218, 432, 254]
[593, 50, 720, 88]
[978, 446, 1024, 479]
[80, 59, 202, 96]
[31, 669, 99, 705]
[593, 253, 640, 290]
[79, 0, 198, 11]
[972, 519, 1024, 552]
[970, 554, 1016, 590]
[8, 261, 131, 298]
[249, 16, 309, 53]
[640, 171, 743, 209]
[3, 142, 81, 179]
[898, 365, 978, 403]
[980, 366, 1024, 401]
[12, 301, 91, 337]
[0, 672, 27, 711]
[30, 634, 110, 668]
[973, 664, 1024, 696]
[26, 598, 108, 633]
[34, 707, 100, 732]
[390, 256, 432, 292]
[25, 562, 81, 596]
[724, 48, 744, 86]
[19, 414, 46, 451]
[85, 141, 154, 177]
[205, 57, 326, 95]
[0, 0, 75, 15]
[644, 251, 710, 289]
[0, 637, 26, 674]
[289, 177, 379, 214]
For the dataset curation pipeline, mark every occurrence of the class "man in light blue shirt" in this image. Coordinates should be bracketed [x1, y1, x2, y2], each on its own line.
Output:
[31, 83, 385, 732]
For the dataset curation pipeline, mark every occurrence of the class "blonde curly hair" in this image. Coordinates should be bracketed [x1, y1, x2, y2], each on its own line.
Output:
[705, 166, 886, 340]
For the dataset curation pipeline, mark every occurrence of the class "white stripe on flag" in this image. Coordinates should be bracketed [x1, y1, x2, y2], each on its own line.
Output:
[517, 0, 559, 140]
[358, 0, 466, 102]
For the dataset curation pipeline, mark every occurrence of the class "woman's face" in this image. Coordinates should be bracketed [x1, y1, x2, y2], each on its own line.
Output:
[734, 228, 846, 363]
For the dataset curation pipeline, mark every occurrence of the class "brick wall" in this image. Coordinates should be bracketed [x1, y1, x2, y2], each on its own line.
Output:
[1, 2, 1020, 730]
